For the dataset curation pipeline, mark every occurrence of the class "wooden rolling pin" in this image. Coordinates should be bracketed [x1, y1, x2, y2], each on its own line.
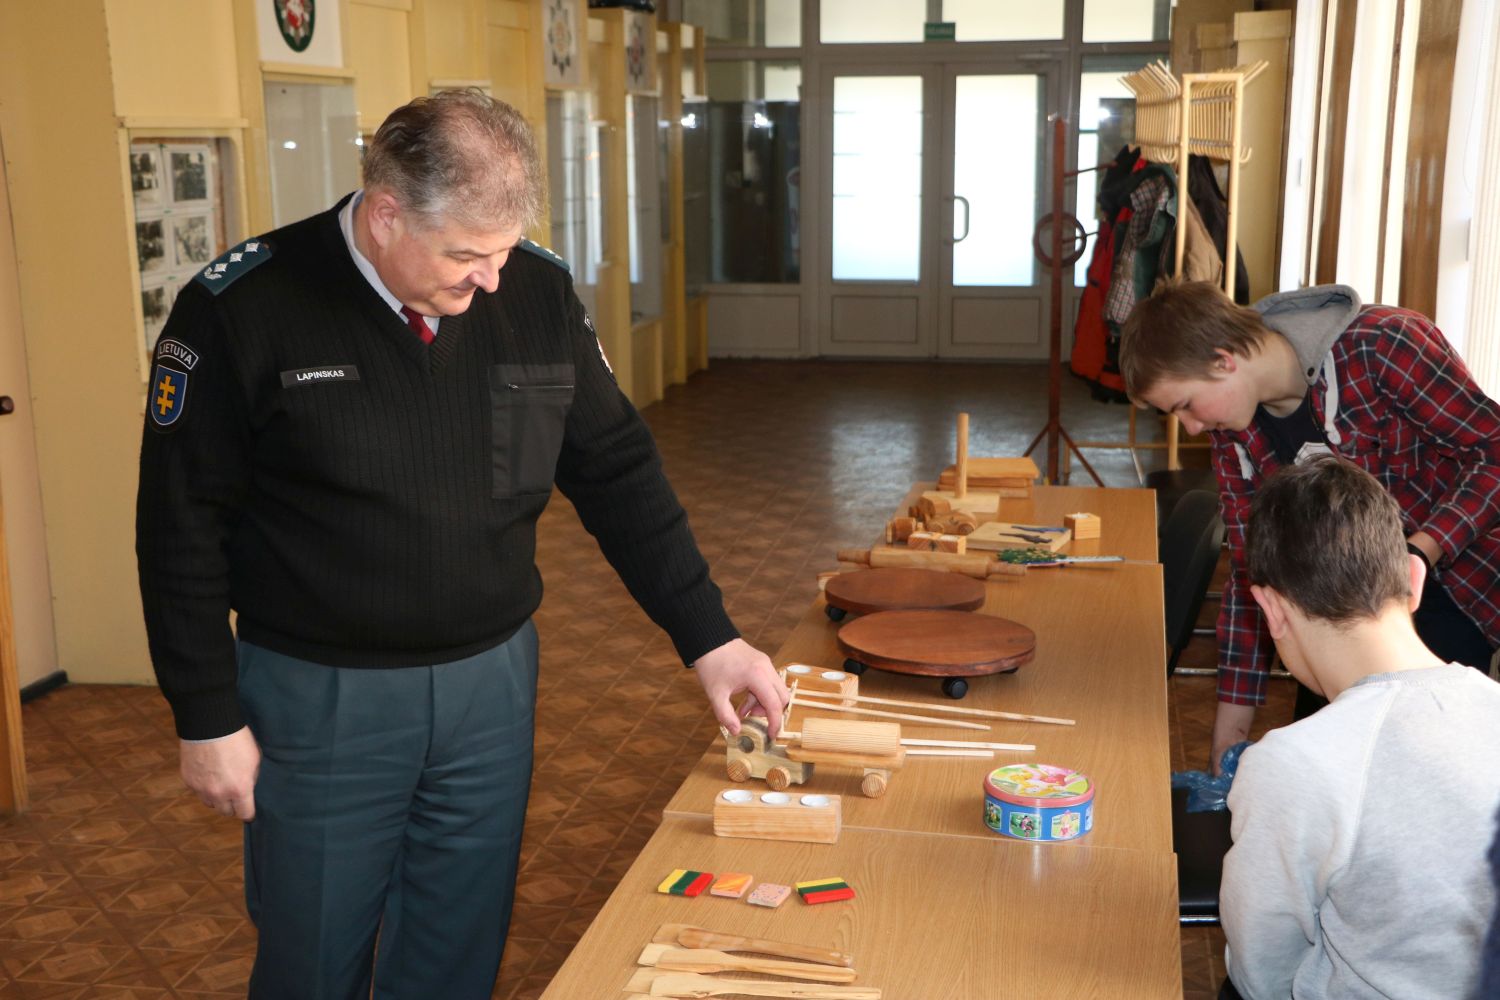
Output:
[836, 546, 1026, 579]
[799, 718, 902, 756]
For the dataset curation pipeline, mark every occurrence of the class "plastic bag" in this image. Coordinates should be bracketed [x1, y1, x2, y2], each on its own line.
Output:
[1170, 740, 1251, 813]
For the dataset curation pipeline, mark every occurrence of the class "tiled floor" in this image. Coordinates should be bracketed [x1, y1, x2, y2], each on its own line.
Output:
[1, 359, 1297, 999]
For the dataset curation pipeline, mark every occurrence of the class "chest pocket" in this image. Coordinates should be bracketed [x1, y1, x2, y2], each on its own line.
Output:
[489, 363, 575, 498]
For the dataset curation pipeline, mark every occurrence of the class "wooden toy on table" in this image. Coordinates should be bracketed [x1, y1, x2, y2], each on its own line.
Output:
[835, 546, 1026, 579]
[821, 567, 985, 622]
[964, 521, 1071, 553]
[636, 945, 860, 984]
[918, 414, 1040, 520]
[836, 608, 1037, 699]
[649, 924, 855, 967]
[1065, 511, 1102, 539]
[781, 663, 858, 703]
[624, 970, 881, 998]
[906, 530, 965, 553]
[713, 788, 842, 845]
[723, 716, 905, 798]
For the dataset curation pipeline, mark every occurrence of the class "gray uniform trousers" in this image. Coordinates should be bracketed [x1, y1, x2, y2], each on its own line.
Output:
[236, 621, 538, 1000]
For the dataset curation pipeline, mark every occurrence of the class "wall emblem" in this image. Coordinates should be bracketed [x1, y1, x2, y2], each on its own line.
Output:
[273, 0, 316, 53]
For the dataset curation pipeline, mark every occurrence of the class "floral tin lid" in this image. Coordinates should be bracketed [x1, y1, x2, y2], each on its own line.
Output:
[984, 764, 1093, 808]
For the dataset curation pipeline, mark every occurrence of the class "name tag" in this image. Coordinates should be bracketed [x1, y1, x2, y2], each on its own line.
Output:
[280, 366, 360, 387]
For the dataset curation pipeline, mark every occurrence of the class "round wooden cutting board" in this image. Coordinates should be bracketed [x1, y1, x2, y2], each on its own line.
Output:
[823, 568, 987, 619]
[836, 609, 1036, 698]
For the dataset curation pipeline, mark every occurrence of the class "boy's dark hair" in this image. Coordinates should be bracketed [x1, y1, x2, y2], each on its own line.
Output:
[1247, 458, 1411, 624]
[1119, 277, 1270, 398]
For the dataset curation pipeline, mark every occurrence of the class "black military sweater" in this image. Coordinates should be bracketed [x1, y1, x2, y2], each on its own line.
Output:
[137, 199, 737, 740]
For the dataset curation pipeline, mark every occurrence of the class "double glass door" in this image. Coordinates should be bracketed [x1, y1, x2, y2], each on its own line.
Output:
[819, 61, 1055, 358]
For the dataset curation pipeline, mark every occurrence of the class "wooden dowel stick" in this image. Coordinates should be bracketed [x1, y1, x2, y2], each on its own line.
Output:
[955, 412, 969, 501]
[905, 748, 994, 758]
[793, 689, 1074, 727]
[901, 738, 1034, 751]
[789, 697, 988, 731]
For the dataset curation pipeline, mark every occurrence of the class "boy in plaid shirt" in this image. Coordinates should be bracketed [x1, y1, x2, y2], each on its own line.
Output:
[1121, 280, 1500, 772]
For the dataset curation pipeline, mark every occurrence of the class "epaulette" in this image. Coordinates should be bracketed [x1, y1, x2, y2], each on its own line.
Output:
[515, 239, 570, 273]
[193, 238, 273, 294]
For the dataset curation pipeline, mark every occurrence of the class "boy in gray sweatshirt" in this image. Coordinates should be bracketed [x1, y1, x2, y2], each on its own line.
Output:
[1220, 458, 1500, 999]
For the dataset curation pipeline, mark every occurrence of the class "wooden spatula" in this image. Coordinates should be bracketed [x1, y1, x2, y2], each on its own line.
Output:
[624, 969, 881, 999]
[652, 924, 855, 968]
[638, 945, 858, 983]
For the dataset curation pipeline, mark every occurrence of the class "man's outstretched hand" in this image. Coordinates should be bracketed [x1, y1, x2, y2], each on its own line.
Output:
[693, 638, 791, 740]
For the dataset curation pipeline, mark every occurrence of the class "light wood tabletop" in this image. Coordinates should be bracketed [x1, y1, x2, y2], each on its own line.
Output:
[666, 561, 1173, 855]
[897, 482, 1160, 562]
[538, 817, 1184, 1000]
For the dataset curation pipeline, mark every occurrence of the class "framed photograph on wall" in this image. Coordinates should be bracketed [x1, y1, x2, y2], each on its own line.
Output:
[171, 214, 213, 268]
[169, 148, 211, 205]
[130, 148, 164, 208]
[136, 218, 168, 273]
[130, 139, 233, 375]
[140, 279, 171, 352]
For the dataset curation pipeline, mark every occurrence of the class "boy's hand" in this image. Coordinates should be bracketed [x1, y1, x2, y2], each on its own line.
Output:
[1211, 702, 1256, 776]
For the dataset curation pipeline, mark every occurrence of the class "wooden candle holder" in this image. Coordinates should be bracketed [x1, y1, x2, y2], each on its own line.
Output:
[1065, 512, 1101, 540]
[713, 788, 842, 845]
[782, 664, 858, 706]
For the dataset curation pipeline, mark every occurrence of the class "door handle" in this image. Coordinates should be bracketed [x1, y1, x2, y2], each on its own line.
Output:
[952, 195, 971, 244]
[0, 396, 13, 415]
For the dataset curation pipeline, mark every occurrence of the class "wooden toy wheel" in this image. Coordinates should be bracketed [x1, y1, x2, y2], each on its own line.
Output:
[842, 658, 867, 676]
[825, 604, 847, 622]
[861, 771, 888, 798]
[726, 759, 752, 782]
[942, 677, 969, 700]
[766, 766, 793, 791]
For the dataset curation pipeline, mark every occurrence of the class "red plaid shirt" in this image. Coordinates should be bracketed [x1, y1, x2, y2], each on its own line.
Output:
[1211, 305, 1500, 705]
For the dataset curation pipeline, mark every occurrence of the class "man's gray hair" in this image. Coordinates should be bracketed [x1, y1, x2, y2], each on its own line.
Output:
[363, 89, 545, 233]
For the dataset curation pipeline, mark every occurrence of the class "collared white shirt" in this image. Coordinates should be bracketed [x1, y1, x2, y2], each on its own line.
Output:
[338, 191, 438, 337]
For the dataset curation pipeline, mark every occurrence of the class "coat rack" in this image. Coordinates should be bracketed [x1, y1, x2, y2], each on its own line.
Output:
[1071, 59, 1267, 476]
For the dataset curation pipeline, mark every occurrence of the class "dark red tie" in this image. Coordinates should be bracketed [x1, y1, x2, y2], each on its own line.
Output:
[400, 306, 435, 345]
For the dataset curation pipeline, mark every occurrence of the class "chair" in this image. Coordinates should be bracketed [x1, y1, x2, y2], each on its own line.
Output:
[1173, 785, 1234, 925]
[1161, 489, 1234, 923]
[1146, 466, 1218, 536]
[1160, 489, 1226, 676]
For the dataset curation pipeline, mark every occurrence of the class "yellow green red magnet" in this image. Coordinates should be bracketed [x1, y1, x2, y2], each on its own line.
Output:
[710, 873, 753, 898]
[795, 877, 855, 904]
[657, 869, 713, 897]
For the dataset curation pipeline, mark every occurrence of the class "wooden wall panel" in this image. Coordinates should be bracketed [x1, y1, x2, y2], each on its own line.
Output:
[1398, 0, 1463, 316]
[1313, 0, 1359, 286]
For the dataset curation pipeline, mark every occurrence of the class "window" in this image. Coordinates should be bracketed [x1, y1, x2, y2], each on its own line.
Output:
[685, 0, 800, 47]
[1083, 0, 1171, 44]
[703, 61, 801, 283]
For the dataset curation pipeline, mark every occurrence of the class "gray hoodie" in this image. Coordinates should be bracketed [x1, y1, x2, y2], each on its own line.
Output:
[1250, 284, 1365, 449]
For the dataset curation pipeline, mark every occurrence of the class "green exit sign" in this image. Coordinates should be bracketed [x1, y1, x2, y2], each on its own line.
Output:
[924, 21, 956, 41]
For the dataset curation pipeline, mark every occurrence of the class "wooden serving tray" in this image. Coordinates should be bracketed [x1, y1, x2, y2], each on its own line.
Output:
[836, 610, 1036, 698]
[823, 568, 986, 619]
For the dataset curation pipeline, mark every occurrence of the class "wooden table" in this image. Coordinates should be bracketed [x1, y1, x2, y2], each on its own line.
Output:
[667, 562, 1173, 854]
[901, 482, 1159, 563]
[537, 483, 1179, 999]
[539, 818, 1184, 999]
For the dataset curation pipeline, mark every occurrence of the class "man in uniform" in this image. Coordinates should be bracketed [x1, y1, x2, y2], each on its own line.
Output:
[136, 90, 789, 1000]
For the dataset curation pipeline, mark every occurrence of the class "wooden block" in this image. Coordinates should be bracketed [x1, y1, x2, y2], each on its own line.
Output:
[782, 664, 858, 705]
[794, 877, 848, 894]
[710, 872, 754, 897]
[714, 789, 842, 845]
[923, 512, 978, 535]
[803, 886, 856, 905]
[746, 882, 793, 908]
[937, 456, 1039, 489]
[964, 522, 1071, 553]
[906, 531, 965, 554]
[914, 495, 951, 520]
[1065, 512, 1101, 540]
[884, 516, 919, 544]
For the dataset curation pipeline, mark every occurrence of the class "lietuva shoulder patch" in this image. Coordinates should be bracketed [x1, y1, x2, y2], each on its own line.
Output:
[515, 239, 570, 273]
[193, 238, 273, 295]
